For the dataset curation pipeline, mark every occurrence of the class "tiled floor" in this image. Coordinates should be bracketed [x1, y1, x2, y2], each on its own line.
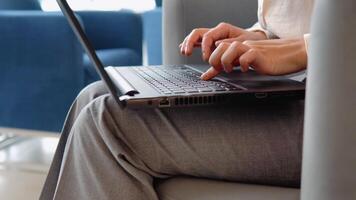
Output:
[0, 128, 59, 200]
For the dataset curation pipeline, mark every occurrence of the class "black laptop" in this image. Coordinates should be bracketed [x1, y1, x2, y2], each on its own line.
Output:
[57, 0, 305, 108]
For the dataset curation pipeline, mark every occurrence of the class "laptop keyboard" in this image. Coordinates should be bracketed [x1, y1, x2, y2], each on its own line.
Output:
[133, 66, 242, 95]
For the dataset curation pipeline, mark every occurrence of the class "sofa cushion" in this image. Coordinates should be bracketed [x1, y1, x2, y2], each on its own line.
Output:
[156, 177, 300, 200]
[83, 48, 141, 84]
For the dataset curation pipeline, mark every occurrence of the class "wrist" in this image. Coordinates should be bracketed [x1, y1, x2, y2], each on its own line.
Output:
[289, 38, 308, 71]
[280, 38, 308, 73]
[253, 30, 268, 40]
[295, 38, 308, 70]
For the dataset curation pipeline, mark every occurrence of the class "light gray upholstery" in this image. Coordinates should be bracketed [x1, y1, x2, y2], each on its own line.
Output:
[158, 1, 299, 198]
[301, 0, 356, 199]
[163, 0, 258, 65]
[157, 177, 300, 200]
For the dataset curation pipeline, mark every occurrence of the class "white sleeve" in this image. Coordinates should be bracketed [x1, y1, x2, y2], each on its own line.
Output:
[247, 22, 277, 39]
[304, 33, 311, 55]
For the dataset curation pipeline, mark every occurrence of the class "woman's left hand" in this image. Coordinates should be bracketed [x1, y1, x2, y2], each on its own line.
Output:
[201, 38, 308, 80]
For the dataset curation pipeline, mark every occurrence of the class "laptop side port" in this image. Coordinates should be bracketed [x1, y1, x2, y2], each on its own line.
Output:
[159, 98, 171, 107]
[255, 92, 268, 99]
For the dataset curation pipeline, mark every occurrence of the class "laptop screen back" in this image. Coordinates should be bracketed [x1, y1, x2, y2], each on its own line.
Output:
[56, 0, 125, 107]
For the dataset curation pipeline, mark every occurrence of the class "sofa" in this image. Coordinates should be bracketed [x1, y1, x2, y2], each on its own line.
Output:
[155, 0, 300, 199]
[78, 11, 142, 84]
[0, 11, 83, 132]
[155, 1, 356, 199]
[0, 7, 142, 132]
[0, 0, 41, 10]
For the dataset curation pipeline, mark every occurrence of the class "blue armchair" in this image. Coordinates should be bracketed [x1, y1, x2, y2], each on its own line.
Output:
[78, 11, 143, 84]
[0, 10, 143, 132]
[0, 0, 41, 10]
[155, 0, 162, 7]
[142, 1, 163, 65]
[0, 11, 83, 132]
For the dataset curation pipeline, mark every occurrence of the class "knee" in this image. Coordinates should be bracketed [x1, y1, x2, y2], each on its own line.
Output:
[71, 94, 123, 142]
[75, 81, 108, 106]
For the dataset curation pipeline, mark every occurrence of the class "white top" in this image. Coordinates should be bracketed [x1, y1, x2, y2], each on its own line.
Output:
[249, 0, 314, 52]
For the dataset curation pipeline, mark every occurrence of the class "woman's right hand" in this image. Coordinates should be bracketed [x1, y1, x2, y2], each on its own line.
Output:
[180, 22, 267, 61]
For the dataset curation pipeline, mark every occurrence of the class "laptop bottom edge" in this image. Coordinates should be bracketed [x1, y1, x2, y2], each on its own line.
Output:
[123, 90, 305, 109]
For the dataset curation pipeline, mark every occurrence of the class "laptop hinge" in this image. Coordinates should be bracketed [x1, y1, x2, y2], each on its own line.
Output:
[106, 67, 139, 96]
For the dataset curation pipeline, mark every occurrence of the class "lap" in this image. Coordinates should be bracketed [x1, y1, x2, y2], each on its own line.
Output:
[78, 81, 304, 187]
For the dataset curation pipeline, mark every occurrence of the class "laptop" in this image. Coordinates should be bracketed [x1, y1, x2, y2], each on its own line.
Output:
[57, 0, 305, 109]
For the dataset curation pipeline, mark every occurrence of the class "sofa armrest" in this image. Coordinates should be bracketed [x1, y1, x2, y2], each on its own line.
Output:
[163, 0, 258, 65]
[143, 8, 162, 65]
[0, 11, 83, 131]
[77, 11, 143, 64]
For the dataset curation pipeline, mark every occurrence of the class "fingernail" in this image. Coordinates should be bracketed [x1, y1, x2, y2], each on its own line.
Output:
[203, 52, 209, 61]
[225, 66, 233, 73]
[200, 73, 208, 80]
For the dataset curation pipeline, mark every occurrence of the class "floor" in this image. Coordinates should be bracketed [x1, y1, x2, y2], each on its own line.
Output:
[0, 128, 59, 200]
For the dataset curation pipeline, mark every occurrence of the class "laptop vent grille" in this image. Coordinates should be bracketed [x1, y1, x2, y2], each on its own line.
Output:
[174, 96, 225, 106]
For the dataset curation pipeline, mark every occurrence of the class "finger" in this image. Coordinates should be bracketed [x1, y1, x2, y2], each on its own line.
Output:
[180, 36, 189, 54]
[221, 42, 250, 73]
[201, 67, 221, 80]
[201, 35, 214, 61]
[209, 42, 230, 72]
[194, 42, 202, 47]
[180, 41, 202, 55]
[202, 23, 232, 61]
[239, 49, 260, 72]
[215, 36, 246, 46]
[185, 28, 208, 56]
[179, 43, 183, 53]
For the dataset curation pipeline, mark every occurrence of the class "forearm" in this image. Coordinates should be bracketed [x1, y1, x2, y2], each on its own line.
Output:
[287, 38, 308, 72]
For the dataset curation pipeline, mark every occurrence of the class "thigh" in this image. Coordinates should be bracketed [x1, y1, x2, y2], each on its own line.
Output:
[40, 81, 109, 199]
[91, 95, 304, 187]
[62, 81, 109, 141]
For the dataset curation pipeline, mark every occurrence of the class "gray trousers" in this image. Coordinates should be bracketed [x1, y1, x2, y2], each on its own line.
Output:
[40, 81, 304, 200]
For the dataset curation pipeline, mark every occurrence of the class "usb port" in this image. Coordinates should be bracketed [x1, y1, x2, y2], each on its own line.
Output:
[159, 99, 171, 107]
[255, 92, 268, 99]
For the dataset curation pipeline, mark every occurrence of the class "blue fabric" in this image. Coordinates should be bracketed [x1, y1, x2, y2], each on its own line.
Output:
[83, 48, 141, 84]
[143, 8, 162, 65]
[77, 11, 143, 84]
[155, 0, 162, 7]
[0, 11, 143, 132]
[77, 11, 142, 62]
[0, 0, 41, 10]
[0, 11, 83, 132]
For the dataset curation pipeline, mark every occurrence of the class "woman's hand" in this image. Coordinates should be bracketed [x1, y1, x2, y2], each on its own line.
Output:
[201, 38, 308, 80]
[180, 22, 267, 61]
